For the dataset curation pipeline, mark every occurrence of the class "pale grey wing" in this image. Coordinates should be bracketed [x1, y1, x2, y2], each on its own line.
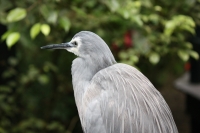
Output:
[82, 63, 178, 133]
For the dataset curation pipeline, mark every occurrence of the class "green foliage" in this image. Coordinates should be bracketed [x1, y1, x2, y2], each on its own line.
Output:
[30, 23, 41, 39]
[0, 0, 200, 132]
[59, 17, 71, 32]
[6, 8, 27, 23]
[149, 52, 160, 65]
[41, 24, 51, 36]
[178, 50, 190, 61]
[164, 15, 195, 36]
[6, 32, 20, 48]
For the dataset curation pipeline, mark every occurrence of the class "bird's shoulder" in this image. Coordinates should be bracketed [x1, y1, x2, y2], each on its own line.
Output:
[95, 63, 138, 76]
[91, 63, 150, 88]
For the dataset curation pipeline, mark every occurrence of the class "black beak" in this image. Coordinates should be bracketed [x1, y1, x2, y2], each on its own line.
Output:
[40, 42, 73, 50]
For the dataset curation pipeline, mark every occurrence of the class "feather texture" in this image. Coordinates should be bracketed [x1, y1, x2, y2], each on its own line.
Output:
[42, 31, 178, 133]
[67, 31, 179, 133]
[79, 63, 178, 133]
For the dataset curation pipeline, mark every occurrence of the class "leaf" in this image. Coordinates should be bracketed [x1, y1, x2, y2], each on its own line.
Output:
[189, 51, 199, 60]
[47, 11, 58, 24]
[2, 68, 16, 78]
[59, 17, 71, 32]
[178, 50, 189, 61]
[133, 1, 141, 8]
[149, 52, 160, 64]
[47, 122, 63, 130]
[0, 86, 11, 93]
[41, 24, 51, 36]
[110, 0, 119, 12]
[132, 15, 143, 26]
[130, 55, 139, 63]
[30, 23, 41, 39]
[122, 10, 130, 19]
[184, 42, 193, 49]
[164, 21, 175, 36]
[38, 74, 49, 84]
[40, 5, 49, 20]
[6, 32, 20, 48]
[7, 8, 27, 22]
[164, 15, 195, 36]
[119, 51, 128, 59]
[104, 0, 119, 12]
[154, 5, 162, 11]
[1, 30, 12, 41]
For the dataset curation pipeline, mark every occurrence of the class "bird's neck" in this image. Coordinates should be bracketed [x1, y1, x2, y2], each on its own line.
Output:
[71, 56, 114, 108]
[71, 58, 97, 106]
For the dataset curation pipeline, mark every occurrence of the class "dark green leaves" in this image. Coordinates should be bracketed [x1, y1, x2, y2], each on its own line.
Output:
[2, 8, 26, 48]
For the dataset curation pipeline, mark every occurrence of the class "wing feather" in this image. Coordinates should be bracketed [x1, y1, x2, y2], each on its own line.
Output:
[81, 63, 178, 133]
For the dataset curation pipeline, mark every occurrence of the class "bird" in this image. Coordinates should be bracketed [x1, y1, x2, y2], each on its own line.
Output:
[41, 31, 178, 133]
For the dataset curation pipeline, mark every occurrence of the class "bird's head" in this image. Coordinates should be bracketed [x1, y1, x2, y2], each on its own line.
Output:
[41, 31, 116, 64]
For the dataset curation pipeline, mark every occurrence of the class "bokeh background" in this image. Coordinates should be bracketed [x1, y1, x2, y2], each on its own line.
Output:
[0, 0, 200, 133]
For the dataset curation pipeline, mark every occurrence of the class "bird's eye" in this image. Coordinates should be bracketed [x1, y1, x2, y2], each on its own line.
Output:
[74, 41, 78, 46]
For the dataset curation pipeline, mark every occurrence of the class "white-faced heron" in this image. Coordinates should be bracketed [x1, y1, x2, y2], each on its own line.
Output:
[41, 31, 178, 133]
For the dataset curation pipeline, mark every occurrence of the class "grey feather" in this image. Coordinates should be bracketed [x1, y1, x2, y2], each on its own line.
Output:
[42, 31, 178, 133]
[80, 64, 178, 133]
[71, 31, 178, 133]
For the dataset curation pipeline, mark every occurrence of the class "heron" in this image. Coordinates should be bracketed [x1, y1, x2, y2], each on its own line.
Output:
[41, 31, 178, 133]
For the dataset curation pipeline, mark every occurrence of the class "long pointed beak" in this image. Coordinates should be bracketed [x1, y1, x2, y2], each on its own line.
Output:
[40, 42, 73, 50]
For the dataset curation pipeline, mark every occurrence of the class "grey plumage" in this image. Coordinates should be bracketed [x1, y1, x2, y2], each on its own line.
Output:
[41, 31, 178, 133]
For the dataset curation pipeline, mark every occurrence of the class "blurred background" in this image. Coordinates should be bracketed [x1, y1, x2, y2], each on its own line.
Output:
[0, 0, 200, 133]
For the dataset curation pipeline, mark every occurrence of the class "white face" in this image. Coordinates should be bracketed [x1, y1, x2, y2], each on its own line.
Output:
[66, 37, 82, 56]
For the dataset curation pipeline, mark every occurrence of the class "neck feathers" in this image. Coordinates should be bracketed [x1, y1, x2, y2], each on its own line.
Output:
[71, 55, 115, 118]
[71, 56, 115, 100]
[72, 55, 116, 89]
